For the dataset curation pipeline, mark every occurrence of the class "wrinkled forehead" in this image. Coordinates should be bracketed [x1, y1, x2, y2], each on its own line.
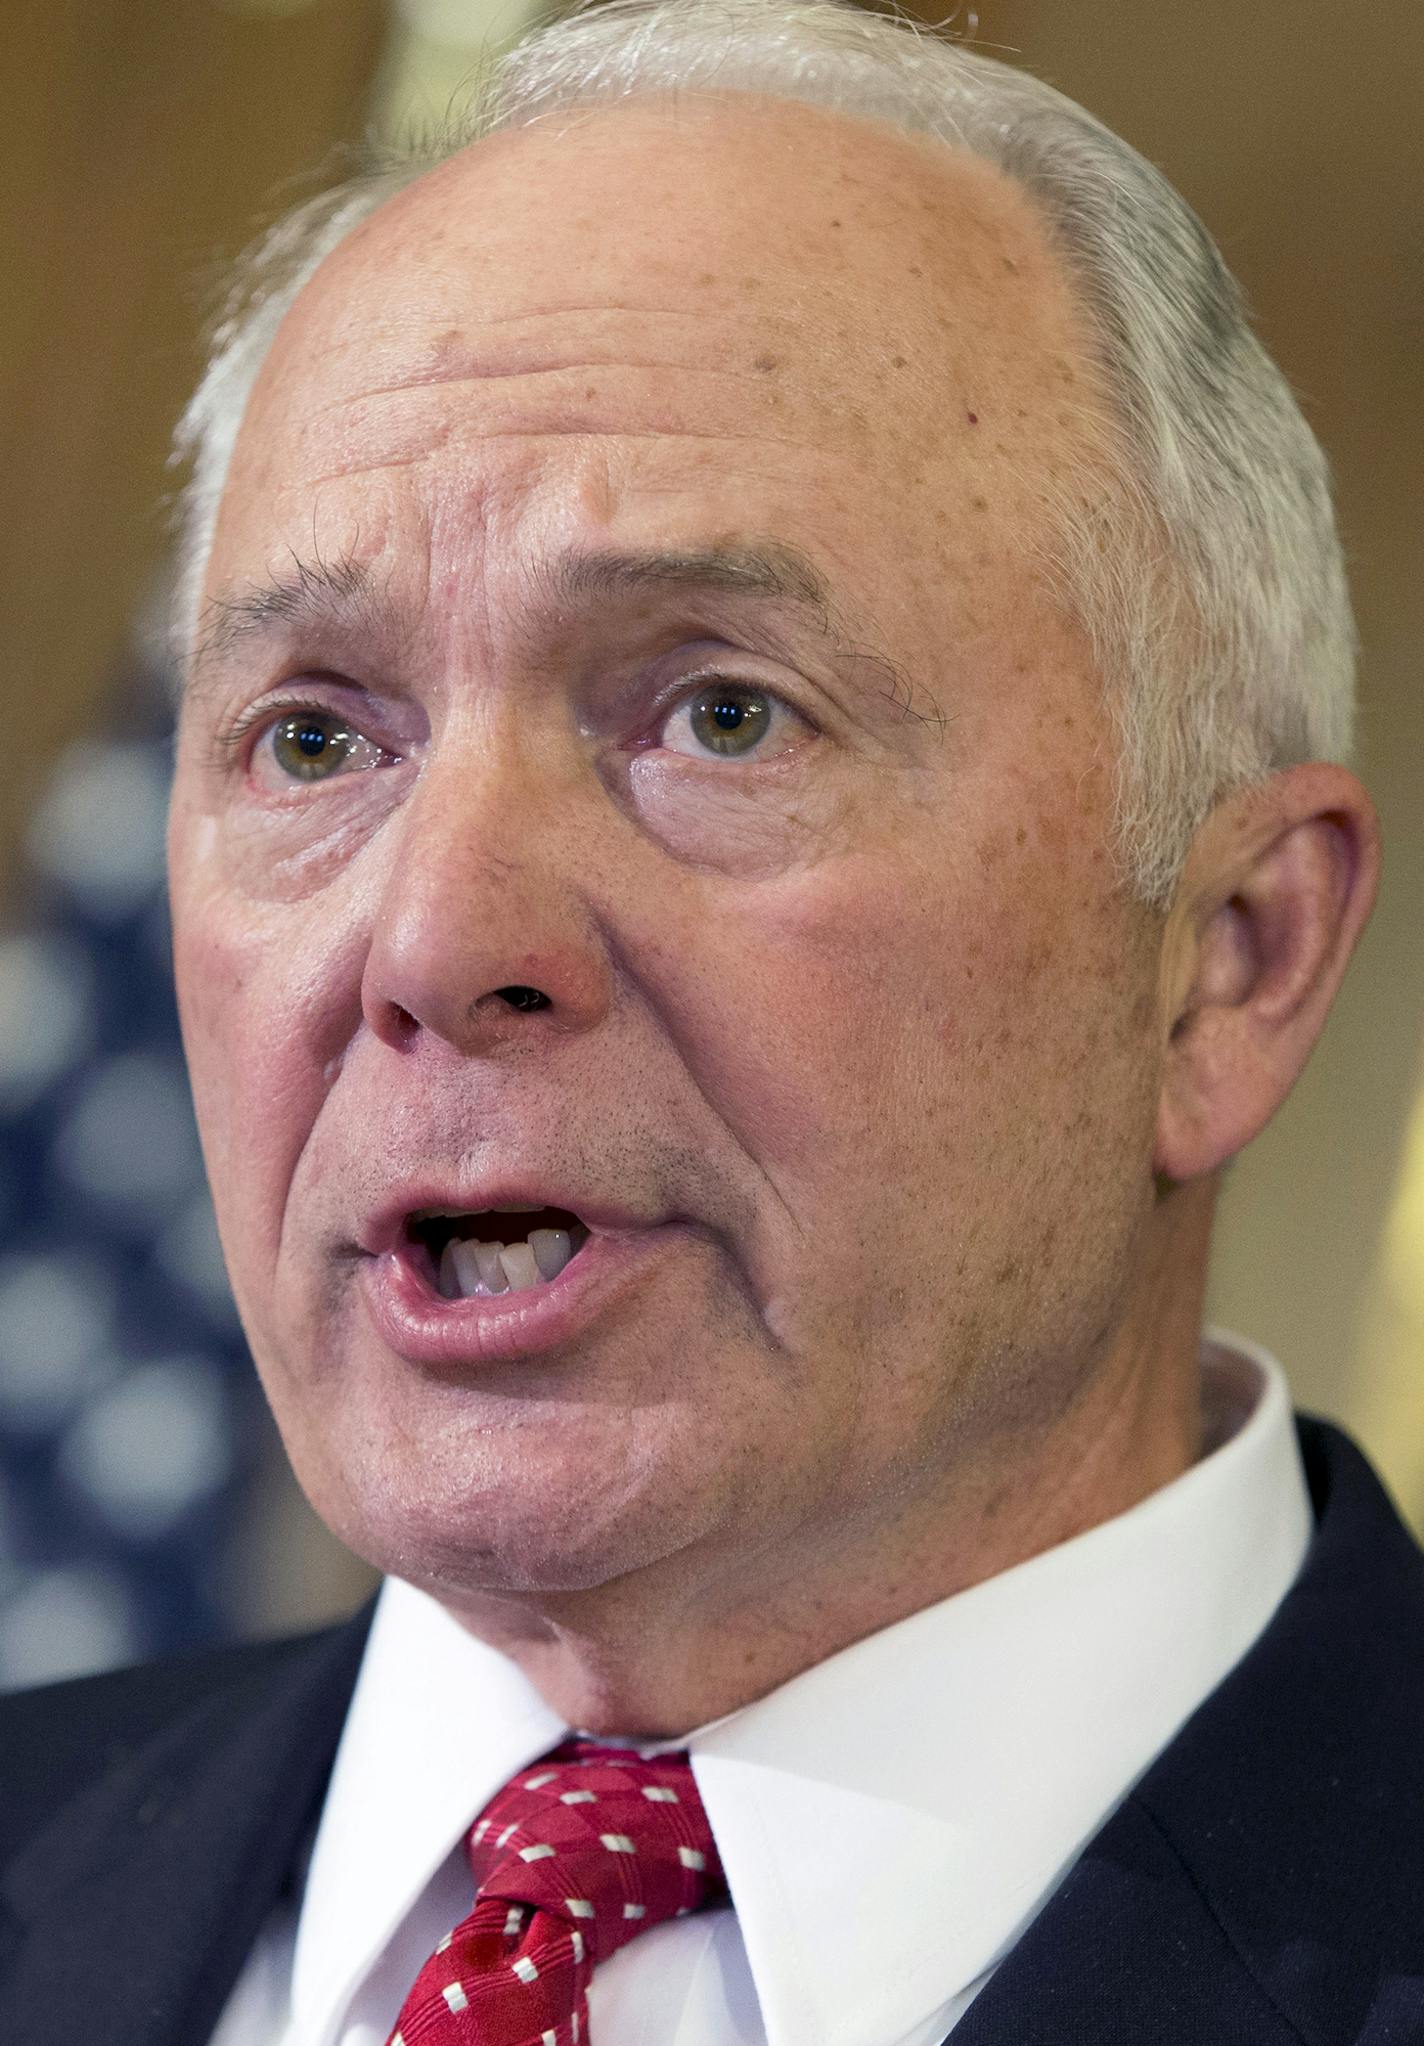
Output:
[232, 93, 1100, 479]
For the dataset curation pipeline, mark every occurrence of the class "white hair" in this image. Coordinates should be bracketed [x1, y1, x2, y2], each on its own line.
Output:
[172, 0, 1356, 905]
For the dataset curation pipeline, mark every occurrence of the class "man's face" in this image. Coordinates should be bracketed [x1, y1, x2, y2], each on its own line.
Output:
[169, 98, 1164, 1615]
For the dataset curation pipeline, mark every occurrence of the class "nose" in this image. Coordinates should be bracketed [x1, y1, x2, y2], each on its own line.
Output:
[360, 735, 614, 1058]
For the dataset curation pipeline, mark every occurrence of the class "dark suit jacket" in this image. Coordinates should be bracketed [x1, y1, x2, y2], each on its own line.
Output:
[3, 1416, 1423, 2045]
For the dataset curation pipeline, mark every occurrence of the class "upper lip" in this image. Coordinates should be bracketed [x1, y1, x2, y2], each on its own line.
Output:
[357, 1181, 667, 1257]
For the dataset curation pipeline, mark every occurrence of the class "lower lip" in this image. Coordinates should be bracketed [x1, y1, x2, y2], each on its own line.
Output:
[358, 1226, 686, 1369]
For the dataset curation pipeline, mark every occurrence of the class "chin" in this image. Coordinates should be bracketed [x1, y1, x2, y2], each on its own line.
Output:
[304, 1444, 725, 1607]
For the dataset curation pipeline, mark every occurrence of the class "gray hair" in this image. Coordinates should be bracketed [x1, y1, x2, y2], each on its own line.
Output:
[172, 0, 1355, 906]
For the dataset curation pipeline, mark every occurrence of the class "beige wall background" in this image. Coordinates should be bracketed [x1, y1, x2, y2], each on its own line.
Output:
[4, 0, 1420, 1625]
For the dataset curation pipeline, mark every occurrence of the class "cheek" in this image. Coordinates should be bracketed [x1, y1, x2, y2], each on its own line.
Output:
[170, 858, 365, 1284]
[673, 844, 989, 1167]
[696, 808, 1155, 1230]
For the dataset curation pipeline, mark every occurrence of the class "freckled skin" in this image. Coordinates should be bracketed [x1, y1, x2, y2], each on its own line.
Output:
[166, 96, 1336, 1734]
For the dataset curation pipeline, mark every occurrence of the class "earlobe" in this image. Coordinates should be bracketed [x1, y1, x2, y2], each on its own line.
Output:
[1153, 765, 1380, 1185]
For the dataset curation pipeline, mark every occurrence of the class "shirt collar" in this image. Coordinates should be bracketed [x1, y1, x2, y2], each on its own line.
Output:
[689, 1330, 1310, 2046]
[289, 1587, 566, 2037]
[292, 1330, 1309, 2046]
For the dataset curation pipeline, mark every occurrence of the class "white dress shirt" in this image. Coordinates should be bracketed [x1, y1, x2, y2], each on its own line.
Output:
[211, 1331, 1311, 2046]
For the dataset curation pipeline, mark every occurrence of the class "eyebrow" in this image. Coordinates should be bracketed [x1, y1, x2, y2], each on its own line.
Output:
[541, 541, 832, 616]
[187, 539, 939, 729]
[188, 547, 376, 694]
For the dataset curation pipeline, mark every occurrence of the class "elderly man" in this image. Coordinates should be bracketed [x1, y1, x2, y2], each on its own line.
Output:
[2, 1, 1414, 2041]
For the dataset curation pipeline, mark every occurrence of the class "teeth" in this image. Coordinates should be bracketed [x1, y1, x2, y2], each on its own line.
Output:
[499, 1242, 542, 1292]
[474, 1242, 509, 1293]
[435, 1226, 582, 1300]
[449, 1239, 486, 1298]
[438, 1240, 481, 1300]
[529, 1227, 574, 1281]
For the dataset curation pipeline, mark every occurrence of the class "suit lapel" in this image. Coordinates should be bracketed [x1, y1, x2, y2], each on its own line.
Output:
[0, 1611, 370, 2046]
[945, 1418, 1424, 2045]
[946, 1798, 1302, 2046]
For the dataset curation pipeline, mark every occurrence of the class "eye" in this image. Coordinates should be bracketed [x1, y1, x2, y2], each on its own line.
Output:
[658, 681, 809, 762]
[256, 710, 390, 786]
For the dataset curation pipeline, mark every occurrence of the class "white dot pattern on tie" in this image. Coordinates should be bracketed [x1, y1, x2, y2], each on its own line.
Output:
[383, 1737, 726, 2046]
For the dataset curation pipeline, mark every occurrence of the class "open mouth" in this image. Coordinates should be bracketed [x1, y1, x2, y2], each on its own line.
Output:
[406, 1206, 593, 1300]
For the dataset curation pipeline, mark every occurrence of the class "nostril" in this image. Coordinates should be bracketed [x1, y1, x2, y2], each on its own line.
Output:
[497, 986, 551, 1012]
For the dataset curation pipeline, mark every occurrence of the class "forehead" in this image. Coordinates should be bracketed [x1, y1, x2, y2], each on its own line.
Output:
[287, 95, 1076, 340]
[209, 94, 1104, 654]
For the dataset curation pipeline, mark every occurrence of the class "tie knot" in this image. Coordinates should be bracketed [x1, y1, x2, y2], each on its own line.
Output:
[465, 1738, 725, 1967]
[388, 1741, 726, 2046]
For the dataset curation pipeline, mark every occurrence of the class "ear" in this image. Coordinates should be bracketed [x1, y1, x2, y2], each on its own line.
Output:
[1154, 764, 1381, 1184]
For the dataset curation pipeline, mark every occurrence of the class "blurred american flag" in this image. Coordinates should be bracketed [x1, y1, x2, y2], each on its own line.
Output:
[0, 651, 264, 1689]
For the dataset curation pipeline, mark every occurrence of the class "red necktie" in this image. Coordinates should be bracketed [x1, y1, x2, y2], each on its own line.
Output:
[386, 1738, 727, 2046]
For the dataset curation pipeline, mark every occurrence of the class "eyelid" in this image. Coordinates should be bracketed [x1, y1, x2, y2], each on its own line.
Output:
[216, 691, 398, 787]
[220, 687, 384, 756]
[652, 670, 817, 759]
[214, 692, 319, 765]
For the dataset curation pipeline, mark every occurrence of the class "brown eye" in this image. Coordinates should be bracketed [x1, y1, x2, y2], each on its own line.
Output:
[269, 713, 358, 781]
[689, 687, 770, 755]
[662, 683, 799, 761]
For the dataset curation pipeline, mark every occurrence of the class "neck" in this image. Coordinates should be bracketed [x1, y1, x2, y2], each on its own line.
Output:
[432, 1184, 1216, 1737]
